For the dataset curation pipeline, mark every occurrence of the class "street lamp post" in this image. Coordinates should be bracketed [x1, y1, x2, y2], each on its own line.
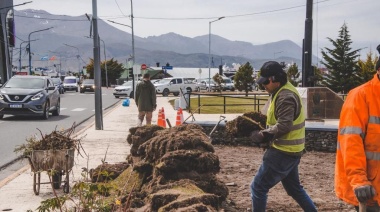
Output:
[100, 39, 108, 88]
[107, 19, 135, 96]
[19, 39, 37, 71]
[208, 17, 225, 90]
[28, 27, 53, 75]
[85, 35, 108, 88]
[63, 43, 81, 74]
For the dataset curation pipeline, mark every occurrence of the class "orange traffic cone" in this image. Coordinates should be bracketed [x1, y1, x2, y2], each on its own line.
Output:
[176, 108, 184, 126]
[157, 108, 163, 127]
[161, 107, 167, 128]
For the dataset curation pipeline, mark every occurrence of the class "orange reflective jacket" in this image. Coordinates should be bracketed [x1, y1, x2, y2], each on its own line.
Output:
[335, 74, 380, 206]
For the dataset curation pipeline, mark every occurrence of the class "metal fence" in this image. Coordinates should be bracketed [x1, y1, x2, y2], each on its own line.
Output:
[188, 92, 270, 114]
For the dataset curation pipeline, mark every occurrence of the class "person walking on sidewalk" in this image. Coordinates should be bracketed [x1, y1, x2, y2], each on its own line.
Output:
[335, 45, 380, 212]
[135, 73, 157, 126]
[250, 61, 317, 212]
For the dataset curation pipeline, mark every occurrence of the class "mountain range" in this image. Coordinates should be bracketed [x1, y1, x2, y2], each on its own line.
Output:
[13, 9, 315, 71]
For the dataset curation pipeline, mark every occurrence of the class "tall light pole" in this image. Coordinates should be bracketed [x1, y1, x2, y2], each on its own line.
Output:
[85, 36, 108, 88]
[63, 43, 81, 74]
[208, 17, 224, 90]
[92, 0, 103, 130]
[107, 19, 135, 96]
[28, 27, 53, 75]
[100, 39, 108, 88]
[19, 39, 37, 71]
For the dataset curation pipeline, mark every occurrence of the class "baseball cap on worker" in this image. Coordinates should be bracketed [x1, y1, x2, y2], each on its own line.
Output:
[257, 61, 284, 84]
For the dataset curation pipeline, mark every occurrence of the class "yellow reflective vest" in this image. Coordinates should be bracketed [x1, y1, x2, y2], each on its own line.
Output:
[267, 82, 306, 153]
[335, 74, 380, 206]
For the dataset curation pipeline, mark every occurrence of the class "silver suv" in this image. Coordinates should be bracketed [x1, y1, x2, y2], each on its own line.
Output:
[0, 75, 60, 119]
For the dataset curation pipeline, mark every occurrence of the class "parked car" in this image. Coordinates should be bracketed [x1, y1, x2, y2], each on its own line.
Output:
[221, 77, 235, 91]
[155, 77, 196, 96]
[80, 79, 95, 93]
[113, 81, 134, 98]
[195, 78, 217, 92]
[51, 77, 65, 94]
[0, 75, 60, 119]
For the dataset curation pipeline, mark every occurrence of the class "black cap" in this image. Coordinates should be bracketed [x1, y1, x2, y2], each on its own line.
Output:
[376, 44, 380, 71]
[257, 61, 284, 84]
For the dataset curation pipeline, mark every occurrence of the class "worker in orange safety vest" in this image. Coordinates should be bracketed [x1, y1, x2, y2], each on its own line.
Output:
[335, 44, 380, 212]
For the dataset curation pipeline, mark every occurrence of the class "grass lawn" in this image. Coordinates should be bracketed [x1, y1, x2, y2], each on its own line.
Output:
[169, 95, 270, 114]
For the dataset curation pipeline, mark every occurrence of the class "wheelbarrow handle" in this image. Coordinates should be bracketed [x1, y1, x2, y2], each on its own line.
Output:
[359, 202, 366, 212]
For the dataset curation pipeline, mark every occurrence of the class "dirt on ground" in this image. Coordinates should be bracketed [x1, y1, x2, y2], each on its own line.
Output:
[214, 145, 355, 211]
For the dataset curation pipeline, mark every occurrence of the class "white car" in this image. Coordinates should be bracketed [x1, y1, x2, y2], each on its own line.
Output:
[113, 81, 134, 98]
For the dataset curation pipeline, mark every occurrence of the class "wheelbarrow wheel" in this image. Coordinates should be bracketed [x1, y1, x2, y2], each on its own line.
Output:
[33, 172, 41, 195]
[52, 171, 62, 189]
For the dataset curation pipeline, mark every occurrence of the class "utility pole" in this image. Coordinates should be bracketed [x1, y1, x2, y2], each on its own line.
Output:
[302, 0, 313, 87]
[92, 0, 103, 130]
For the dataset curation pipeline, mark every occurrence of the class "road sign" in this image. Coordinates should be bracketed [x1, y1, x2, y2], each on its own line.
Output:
[162, 66, 173, 70]
[141, 64, 147, 70]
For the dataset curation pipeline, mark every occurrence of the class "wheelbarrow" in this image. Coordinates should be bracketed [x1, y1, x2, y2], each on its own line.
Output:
[27, 149, 75, 195]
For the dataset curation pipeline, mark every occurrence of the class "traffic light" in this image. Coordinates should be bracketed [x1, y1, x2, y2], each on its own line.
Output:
[128, 68, 133, 80]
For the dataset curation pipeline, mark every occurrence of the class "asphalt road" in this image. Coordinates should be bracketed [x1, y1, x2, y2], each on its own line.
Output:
[0, 87, 120, 168]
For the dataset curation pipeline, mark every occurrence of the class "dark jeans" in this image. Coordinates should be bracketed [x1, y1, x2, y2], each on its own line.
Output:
[250, 148, 317, 212]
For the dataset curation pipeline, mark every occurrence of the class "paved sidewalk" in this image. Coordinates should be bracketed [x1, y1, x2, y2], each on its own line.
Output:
[0, 96, 239, 211]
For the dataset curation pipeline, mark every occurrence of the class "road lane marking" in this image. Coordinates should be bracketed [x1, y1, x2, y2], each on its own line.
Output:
[71, 108, 86, 111]
[60, 108, 67, 111]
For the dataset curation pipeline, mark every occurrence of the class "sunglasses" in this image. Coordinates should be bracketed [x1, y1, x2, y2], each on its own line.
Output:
[262, 78, 271, 85]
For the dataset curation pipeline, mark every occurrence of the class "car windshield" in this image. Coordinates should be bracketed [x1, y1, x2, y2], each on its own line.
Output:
[4, 78, 45, 89]
[122, 81, 133, 86]
[157, 78, 171, 84]
[51, 78, 61, 85]
[223, 79, 232, 83]
[83, 79, 94, 84]
[64, 78, 76, 83]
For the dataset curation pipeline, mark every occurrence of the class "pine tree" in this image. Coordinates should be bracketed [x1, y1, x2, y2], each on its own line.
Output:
[320, 23, 361, 94]
[234, 62, 254, 97]
[357, 50, 377, 83]
[286, 63, 300, 86]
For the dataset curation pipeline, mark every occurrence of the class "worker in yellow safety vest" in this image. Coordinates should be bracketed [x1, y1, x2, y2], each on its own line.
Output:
[250, 61, 317, 212]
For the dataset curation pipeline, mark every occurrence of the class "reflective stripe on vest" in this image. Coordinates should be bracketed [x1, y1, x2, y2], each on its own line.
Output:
[339, 126, 365, 140]
[267, 82, 306, 153]
[369, 116, 380, 124]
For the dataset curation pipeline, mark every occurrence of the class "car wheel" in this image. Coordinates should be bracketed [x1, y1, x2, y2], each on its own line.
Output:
[173, 92, 179, 96]
[231, 88, 235, 91]
[186, 87, 192, 93]
[115, 96, 119, 98]
[0, 114, 3, 119]
[52, 99, 60, 116]
[162, 89, 169, 96]
[42, 101, 50, 120]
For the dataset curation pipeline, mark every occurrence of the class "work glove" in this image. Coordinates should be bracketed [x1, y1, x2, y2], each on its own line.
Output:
[251, 130, 264, 144]
[251, 130, 274, 149]
[354, 185, 376, 202]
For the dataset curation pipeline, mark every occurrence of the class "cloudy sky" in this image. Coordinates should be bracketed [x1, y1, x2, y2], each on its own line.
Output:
[13, 0, 380, 58]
